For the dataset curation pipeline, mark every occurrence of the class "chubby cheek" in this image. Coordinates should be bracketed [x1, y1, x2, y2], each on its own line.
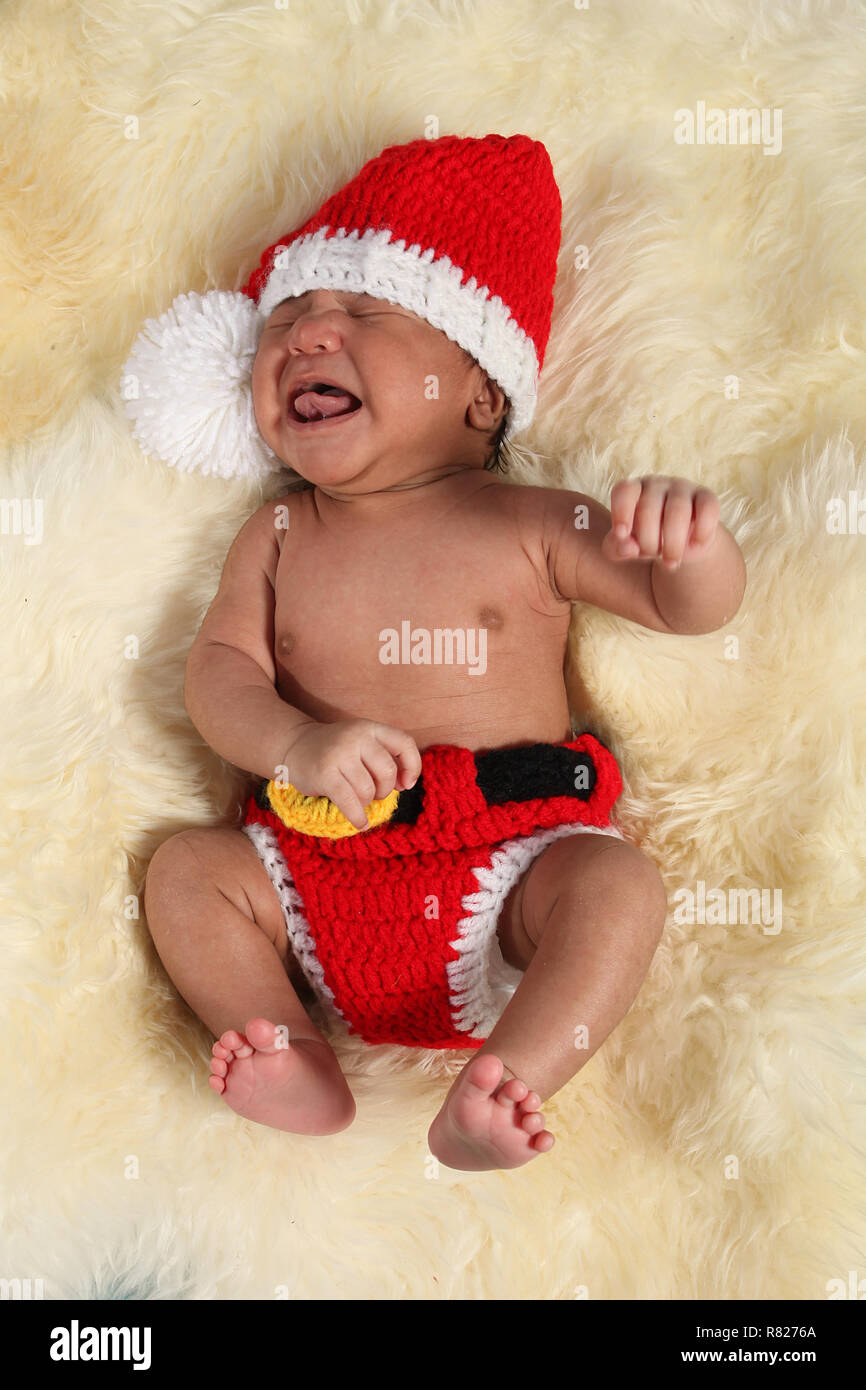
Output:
[249, 384, 281, 460]
[380, 357, 441, 421]
[250, 350, 279, 429]
[425, 348, 472, 409]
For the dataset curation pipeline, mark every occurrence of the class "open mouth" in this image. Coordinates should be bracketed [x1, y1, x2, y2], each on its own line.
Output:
[288, 381, 364, 425]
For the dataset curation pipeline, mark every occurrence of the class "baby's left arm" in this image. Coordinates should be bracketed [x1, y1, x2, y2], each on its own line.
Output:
[543, 475, 747, 635]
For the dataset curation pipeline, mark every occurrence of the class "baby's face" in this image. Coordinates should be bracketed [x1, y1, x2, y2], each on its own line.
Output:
[251, 288, 503, 490]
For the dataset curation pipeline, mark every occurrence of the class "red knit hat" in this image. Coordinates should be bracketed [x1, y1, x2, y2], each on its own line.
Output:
[121, 133, 562, 480]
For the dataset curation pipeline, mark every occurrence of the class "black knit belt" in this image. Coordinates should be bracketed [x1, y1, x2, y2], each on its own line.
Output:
[255, 738, 607, 828]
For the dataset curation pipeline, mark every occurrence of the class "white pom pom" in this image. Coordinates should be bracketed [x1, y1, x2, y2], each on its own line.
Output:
[120, 290, 284, 481]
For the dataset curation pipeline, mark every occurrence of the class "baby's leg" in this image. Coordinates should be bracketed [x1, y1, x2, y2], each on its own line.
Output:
[143, 827, 356, 1135]
[428, 835, 667, 1170]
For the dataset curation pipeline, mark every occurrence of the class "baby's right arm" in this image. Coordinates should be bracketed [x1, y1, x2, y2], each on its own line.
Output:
[183, 503, 420, 828]
[184, 502, 315, 782]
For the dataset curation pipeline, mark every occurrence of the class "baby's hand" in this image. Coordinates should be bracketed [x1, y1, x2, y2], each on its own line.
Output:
[603, 475, 721, 570]
[279, 719, 422, 831]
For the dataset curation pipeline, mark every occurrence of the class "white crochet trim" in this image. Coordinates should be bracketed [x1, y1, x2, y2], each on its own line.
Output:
[257, 226, 539, 437]
[120, 290, 284, 481]
[448, 821, 627, 1041]
[242, 823, 349, 1034]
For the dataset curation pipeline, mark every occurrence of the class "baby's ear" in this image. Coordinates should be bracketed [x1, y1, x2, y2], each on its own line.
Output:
[486, 375, 509, 424]
[466, 375, 508, 436]
[495, 385, 510, 425]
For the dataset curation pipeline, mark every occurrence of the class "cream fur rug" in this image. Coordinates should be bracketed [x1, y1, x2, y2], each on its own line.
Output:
[2, 0, 864, 1301]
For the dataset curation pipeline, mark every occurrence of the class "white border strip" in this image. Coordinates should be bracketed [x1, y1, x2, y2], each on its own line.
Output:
[242, 823, 348, 1032]
[448, 822, 626, 1041]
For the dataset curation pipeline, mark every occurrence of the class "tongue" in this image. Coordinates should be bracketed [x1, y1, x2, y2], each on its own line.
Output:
[295, 389, 357, 421]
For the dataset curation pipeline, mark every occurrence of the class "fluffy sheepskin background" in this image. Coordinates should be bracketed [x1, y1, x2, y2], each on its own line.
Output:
[2, 0, 864, 1301]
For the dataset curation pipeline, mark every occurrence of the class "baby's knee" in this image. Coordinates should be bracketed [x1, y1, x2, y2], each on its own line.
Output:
[606, 840, 668, 935]
[145, 830, 189, 890]
[551, 835, 667, 930]
[143, 829, 214, 914]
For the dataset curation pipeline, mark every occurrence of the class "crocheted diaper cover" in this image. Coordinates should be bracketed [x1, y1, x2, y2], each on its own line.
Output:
[242, 734, 623, 1049]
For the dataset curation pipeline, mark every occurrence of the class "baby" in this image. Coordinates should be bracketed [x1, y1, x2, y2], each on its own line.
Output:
[137, 135, 746, 1172]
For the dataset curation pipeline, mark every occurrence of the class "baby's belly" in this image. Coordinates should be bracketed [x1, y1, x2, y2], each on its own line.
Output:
[275, 623, 574, 753]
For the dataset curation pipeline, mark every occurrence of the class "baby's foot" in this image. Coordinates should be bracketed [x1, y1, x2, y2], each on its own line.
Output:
[427, 1053, 555, 1171]
[208, 1017, 355, 1135]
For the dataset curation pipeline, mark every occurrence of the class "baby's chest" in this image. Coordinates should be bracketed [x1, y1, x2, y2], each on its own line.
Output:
[273, 533, 538, 681]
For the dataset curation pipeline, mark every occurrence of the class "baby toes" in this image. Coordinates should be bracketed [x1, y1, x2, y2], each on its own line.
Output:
[521, 1111, 546, 1135]
[218, 1028, 254, 1058]
[208, 1074, 226, 1094]
[210, 1056, 228, 1078]
[495, 1078, 528, 1106]
[532, 1132, 555, 1152]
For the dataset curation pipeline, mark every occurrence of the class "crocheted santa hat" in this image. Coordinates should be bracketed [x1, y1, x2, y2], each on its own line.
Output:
[120, 133, 562, 481]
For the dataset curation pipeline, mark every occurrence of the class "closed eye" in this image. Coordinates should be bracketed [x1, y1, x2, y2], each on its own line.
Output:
[268, 304, 393, 327]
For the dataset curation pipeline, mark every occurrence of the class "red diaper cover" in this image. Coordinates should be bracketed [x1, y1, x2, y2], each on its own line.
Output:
[241, 734, 623, 1050]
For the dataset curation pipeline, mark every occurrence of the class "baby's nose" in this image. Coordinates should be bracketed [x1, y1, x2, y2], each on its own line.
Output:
[289, 314, 344, 352]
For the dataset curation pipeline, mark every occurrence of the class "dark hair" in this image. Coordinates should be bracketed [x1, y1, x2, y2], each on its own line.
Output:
[483, 413, 510, 472]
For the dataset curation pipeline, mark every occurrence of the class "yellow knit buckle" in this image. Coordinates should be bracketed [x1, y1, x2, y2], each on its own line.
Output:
[264, 779, 399, 838]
